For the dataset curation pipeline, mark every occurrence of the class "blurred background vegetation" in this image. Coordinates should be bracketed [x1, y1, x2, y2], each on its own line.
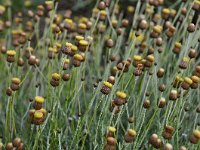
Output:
[0, 0, 177, 15]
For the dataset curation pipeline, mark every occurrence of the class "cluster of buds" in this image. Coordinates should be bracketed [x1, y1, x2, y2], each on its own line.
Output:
[104, 137, 117, 150]
[181, 77, 193, 90]
[6, 78, 21, 96]
[124, 129, 137, 143]
[113, 91, 127, 106]
[28, 55, 40, 66]
[6, 50, 16, 63]
[101, 81, 113, 95]
[189, 129, 200, 144]
[117, 59, 131, 73]
[50, 73, 61, 87]
[5, 137, 24, 150]
[162, 125, 175, 140]
[63, 42, 77, 57]
[173, 42, 182, 54]
[75, 35, 84, 45]
[29, 108, 47, 125]
[29, 96, 46, 125]
[149, 134, 162, 149]
[173, 75, 183, 88]
[166, 24, 176, 38]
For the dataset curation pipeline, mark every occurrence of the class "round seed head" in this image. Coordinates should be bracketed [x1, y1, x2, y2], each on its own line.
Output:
[146, 55, 155, 62]
[191, 76, 199, 83]
[116, 91, 126, 99]
[193, 130, 200, 139]
[127, 6, 135, 13]
[184, 77, 193, 85]
[162, 8, 170, 14]
[108, 126, 116, 133]
[128, 117, 134, 123]
[188, 48, 196, 58]
[175, 42, 182, 48]
[163, 143, 173, 150]
[179, 146, 187, 150]
[12, 137, 21, 147]
[38, 108, 47, 115]
[65, 42, 73, 47]
[11, 78, 21, 84]
[74, 54, 83, 61]
[106, 38, 114, 48]
[143, 99, 151, 109]
[103, 81, 113, 88]
[6, 142, 13, 150]
[107, 137, 117, 146]
[7, 50, 16, 56]
[35, 96, 44, 103]
[52, 73, 61, 81]
[187, 23, 196, 32]
[127, 129, 137, 137]
[34, 111, 43, 119]
[158, 97, 166, 108]
[99, 1, 106, 10]
[75, 35, 84, 41]
[133, 55, 142, 61]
